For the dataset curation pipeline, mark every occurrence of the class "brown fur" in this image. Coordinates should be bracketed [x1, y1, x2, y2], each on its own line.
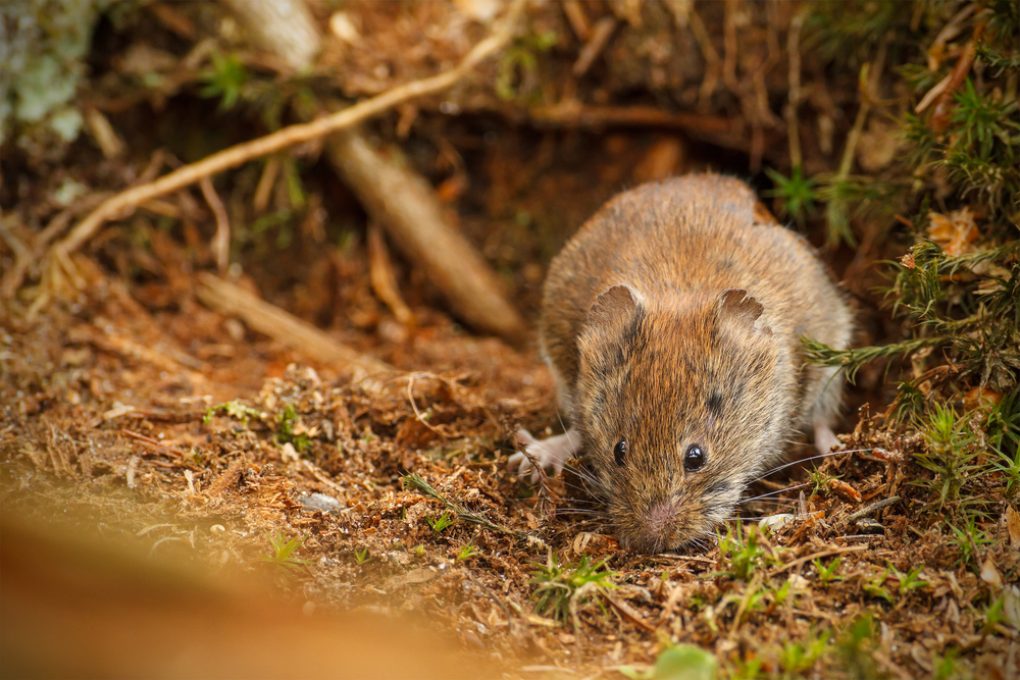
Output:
[539, 174, 852, 552]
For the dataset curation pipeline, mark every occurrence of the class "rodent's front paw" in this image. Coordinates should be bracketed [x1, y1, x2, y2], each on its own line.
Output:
[507, 428, 581, 483]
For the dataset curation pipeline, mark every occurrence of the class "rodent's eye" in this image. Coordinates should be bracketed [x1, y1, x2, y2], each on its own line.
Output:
[684, 444, 706, 472]
[613, 439, 628, 466]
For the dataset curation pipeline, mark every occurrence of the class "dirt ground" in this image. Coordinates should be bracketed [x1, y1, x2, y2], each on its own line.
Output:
[1, 1, 1017, 678]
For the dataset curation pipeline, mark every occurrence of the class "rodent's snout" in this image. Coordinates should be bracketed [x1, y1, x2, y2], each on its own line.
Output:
[620, 498, 681, 553]
[646, 499, 677, 535]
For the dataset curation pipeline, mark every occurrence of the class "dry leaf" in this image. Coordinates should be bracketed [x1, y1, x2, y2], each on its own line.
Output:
[1004, 586, 1020, 629]
[980, 556, 1003, 589]
[328, 12, 361, 44]
[1006, 505, 1020, 549]
[963, 387, 1002, 410]
[928, 207, 979, 256]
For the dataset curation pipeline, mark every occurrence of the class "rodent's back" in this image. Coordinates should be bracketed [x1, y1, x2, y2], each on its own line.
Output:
[540, 174, 851, 426]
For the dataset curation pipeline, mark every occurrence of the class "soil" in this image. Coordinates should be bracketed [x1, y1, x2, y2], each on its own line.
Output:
[1, 1, 1016, 678]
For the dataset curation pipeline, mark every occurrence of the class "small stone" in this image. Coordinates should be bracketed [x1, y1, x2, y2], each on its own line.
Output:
[298, 491, 344, 514]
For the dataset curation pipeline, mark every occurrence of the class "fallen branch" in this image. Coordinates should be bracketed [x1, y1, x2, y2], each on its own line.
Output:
[329, 130, 527, 342]
[195, 272, 392, 376]
[46, 0, 527, 277]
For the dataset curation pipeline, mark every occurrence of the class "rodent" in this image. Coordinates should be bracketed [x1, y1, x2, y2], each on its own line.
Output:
[509, 174, 852, 553]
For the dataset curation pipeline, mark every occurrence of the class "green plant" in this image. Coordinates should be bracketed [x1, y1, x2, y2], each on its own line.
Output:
[717, 524, 771, 581]
[456, 544, 479, 561]
[778, 629, 833, 677]
[947, 515, 994, 568]
[984, 595, 1005, 632]
[203, 400, 263, 424]
[894, 564, 928, 595]
[913, 402, 981, 506]
[620, 644, 718, 680]
[813, 556, 844, 583]
[988, 389, 1020, 496]
[932, 647, 961, 680]
[765, 166, 818, 225]
[402, 473, 514, 535]
[354, 547, 370, 564]
[276, 403, 310, 453]
[864, 563, 928, 603]
[770, 577, 795, 606]
[835, 615, 880, 680]
[426, 511, 455, 533]
[495, 30, 557, 102]
[264, 533, 306, 569]
[530, 553, 616, 624]
[862, 570, 894, 604]
[808, 468, 837, 496]
[729, 658, 763, 680]
[200, 52, 249, 110]
[796, 0, 1020, 471]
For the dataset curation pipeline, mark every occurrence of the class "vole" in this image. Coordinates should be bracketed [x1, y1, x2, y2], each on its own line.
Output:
[509, 174, 852, 553]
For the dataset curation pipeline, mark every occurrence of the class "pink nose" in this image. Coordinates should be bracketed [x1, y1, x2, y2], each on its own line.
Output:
[645, 499, 677, 535]
[621, 500, 678, 553]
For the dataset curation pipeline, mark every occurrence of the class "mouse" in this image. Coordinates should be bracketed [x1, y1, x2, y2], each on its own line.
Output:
[508, 174, 852, 553]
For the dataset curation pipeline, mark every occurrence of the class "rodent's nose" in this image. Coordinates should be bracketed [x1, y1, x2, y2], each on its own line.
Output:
[620, 499, 681, 553]
[646, 499, 677, 534]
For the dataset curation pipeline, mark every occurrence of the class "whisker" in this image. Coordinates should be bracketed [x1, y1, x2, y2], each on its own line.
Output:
[737, 481, 811, 505]
[723, 512, 803, 522]
[555, 509, 608, 517]
[752, 448, 868, 482]
[738, 495, 798, 505]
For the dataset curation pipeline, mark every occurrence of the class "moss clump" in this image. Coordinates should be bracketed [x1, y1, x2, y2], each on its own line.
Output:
[801, 0, 1019, 412]
[0, 0, 116, 154]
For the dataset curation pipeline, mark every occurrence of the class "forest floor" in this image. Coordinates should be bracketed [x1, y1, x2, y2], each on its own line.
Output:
[3, 130, 1015, 678]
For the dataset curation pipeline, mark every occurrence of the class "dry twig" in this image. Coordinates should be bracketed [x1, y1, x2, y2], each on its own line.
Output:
[367, 226, 414, 326]
[195, 272, 392, 376]
[329, 130, 527, 341]
[198, 178, 231, 273]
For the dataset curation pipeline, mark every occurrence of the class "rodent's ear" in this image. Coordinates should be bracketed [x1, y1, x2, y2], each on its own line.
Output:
[587, 284, 643, 333]
[717, 289, 769, 334]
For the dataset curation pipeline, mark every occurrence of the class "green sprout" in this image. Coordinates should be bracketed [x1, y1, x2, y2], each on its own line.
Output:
[276, 403, 311, 453]
[779, 629, 833, 676]
[200, 52, 248, 110]
[456, 544, 480, 561]
[765, 166, 818, 225]
[813, 556, 845, 583]
[717, 524, 772, 581]
[264, 533, 307, 570]
[530, 553, 616, 624]
[203, 400, 263, 424]
[620, 644, 718, 680]
[426, 511, 455, 533]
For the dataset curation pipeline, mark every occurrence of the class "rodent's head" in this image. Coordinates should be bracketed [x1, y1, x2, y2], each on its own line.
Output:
[575, 284, 791, 553]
